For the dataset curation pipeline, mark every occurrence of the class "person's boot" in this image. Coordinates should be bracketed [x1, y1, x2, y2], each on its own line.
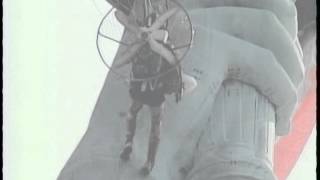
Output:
[120, 112, 137, 161]
[140, 160, 154, 176]
[140, 135, 159, 175]
[120, 140, 133, 161]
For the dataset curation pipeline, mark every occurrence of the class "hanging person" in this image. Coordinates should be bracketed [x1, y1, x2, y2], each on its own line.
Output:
[113, 0, 197, 175]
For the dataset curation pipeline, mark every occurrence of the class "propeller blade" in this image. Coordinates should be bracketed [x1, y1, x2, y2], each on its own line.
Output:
[115, 10, 141, 36]
[113, 43, 143, 68]
[148, 38, 177, 65]
[149, 8, 178, 31]
[150, 29, 169, 42]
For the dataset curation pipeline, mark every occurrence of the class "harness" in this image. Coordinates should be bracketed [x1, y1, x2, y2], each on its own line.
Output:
[130, 41, 183, 103]
[130, 44, 183, 102]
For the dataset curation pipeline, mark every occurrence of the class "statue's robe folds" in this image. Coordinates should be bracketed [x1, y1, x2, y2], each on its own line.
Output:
[58, 0, 306, 180]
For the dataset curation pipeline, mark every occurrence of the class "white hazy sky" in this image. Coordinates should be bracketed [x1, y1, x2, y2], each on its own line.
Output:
[3, 0, 316, 180]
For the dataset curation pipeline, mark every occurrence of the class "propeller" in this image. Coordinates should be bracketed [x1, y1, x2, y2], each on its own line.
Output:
[114, 10, 142, 38]
[114, 7, 179, 68]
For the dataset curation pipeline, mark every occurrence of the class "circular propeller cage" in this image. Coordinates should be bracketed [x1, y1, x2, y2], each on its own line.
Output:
[97, 0, 194, 82]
